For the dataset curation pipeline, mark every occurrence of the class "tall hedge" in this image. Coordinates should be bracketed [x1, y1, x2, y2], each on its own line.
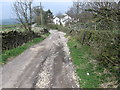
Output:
[2, 31, 41, 52]
[75, 30, 120, 83]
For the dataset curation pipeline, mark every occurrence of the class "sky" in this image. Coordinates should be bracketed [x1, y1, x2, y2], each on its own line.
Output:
[0, 0, 73, 20]
[0, 0, 119, 20]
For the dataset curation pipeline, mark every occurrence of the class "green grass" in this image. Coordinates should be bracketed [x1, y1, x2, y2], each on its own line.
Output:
[0, 33, 49, 64]
[68, 37, 117, 88]
[68, 38, 99, 88]
[0, 24, 26, 31]
[0, 24, 21, 27]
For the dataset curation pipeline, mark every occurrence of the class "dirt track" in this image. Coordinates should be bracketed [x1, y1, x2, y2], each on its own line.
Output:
[0, 30, 79, 88]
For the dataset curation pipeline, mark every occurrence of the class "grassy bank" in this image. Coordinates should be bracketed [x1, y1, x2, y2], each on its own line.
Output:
[68, 37, 118, 88]
[0, 33, 49, 64]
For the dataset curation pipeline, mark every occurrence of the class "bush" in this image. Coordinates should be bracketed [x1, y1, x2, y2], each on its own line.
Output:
[46, 24, 70, 33]
[2, 31, 41, 52]
[46, 24, 59, 30]
[75, 30, 120, 83]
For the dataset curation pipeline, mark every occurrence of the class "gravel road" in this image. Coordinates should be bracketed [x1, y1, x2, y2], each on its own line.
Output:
[0, 30, 79, 89]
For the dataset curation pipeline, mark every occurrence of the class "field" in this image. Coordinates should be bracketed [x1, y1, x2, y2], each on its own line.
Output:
[0, 24, 25, 32]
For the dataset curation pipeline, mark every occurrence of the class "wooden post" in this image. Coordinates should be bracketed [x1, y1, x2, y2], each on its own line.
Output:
[40, 2, 43, 26]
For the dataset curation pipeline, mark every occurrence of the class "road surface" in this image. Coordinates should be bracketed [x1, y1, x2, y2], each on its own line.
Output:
[0, 30, 79, 88]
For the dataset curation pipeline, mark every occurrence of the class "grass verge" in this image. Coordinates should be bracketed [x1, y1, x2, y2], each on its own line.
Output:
[68, 37, 118, 88]
[0, 33, 49, 64]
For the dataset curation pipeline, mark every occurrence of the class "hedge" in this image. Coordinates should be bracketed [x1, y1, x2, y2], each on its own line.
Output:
[1, 27, 49, 52]
[75, 30, 120, 83]
[1, 31, 41, 52]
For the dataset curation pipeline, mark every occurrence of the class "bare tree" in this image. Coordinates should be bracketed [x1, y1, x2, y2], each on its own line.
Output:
[66, 0, 119, 30]
[66, 1, 88, 23]
[86, 1, 119, 30]
[13, 0, 33, 31]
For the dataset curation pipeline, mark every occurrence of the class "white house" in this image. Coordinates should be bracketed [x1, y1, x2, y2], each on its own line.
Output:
[61, 14, 72, 26]
[53, 14, 72, 26]
[53, 16, 60, 25]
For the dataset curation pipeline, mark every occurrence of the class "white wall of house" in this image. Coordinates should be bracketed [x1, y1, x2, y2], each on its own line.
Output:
[53, 14, 71, 26]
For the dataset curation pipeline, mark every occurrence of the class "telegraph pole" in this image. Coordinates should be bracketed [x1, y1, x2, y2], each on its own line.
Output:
[40, 2, 43, 26]
[76, 0, 80, 23]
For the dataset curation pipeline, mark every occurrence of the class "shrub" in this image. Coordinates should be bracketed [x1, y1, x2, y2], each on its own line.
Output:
[2, 31, 41, 52]
[75, 30, 120, 83]
[46, 24, 59, 30]
[46, 24, 70, 34]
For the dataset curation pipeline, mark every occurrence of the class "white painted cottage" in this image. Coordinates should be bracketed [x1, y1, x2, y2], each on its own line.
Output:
[53, 16, 60, 25]
[53, 14, 71, 26]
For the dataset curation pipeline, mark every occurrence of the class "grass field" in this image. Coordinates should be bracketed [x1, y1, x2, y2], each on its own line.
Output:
[0, 24, 21, 27]
[68, 37, 117, 88]
[0, 24, 26, 32]
[0, 24, 46, 32]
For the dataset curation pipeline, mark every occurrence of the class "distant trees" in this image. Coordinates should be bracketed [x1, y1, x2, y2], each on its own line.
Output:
[66, 2, 90, 23]
[13, 0, 33, 31]
[66, 1, 120, 30]
[44, 9, 54, 25]
[33, 5, 44, 25]
[33, 4, 54, 25]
